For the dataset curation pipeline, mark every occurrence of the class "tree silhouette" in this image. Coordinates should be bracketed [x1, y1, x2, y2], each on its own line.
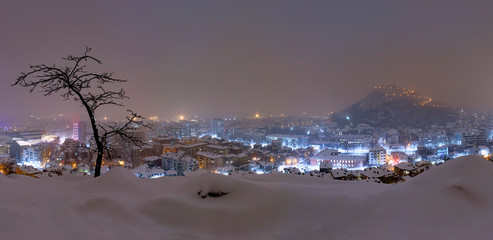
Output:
[13, 47, 148, 177]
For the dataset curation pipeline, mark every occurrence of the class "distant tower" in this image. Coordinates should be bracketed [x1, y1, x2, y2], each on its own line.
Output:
[72, 122, 87, 145]
[212, 118, 224, 135]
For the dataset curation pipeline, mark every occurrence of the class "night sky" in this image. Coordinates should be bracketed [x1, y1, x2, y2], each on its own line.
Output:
[2, 0, 493, 119]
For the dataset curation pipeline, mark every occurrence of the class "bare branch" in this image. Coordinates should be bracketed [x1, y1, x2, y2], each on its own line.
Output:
[12, 47, 138, 177]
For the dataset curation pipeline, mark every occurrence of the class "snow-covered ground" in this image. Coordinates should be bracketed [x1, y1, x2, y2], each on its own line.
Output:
[1, 155, 492, 240]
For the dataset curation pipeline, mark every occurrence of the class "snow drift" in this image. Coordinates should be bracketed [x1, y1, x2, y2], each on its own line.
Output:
[0, 155, 492, 239]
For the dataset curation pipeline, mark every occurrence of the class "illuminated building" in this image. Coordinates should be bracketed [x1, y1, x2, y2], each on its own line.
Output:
[478, 146, 489, 157]
[162, 144, 178, 154]
[126, 144, 155, 166]
[151, 137, 179, 154]
[131, 164, 165, 178]
[436, 146, 449, 159]
[284, 156, 298, 165]
[15, 165, 42, 178]
[461, 129, 487, 148]
[7, 141, 21, 161]
[311, 148, 364, 169]
[157, 122, 197, 138]
[330, 134, 375, 148]
[162, 151, 199, 175]
[319, 155, 365, 169]
[72, 122, 87, 145]
[143, 156, 162, 168]
[177, 142, 207, 157]
[60, 138, 81, 160]
[309, 148, 339, 165]
[266, 134, 309, 148]
[21, 145, 42, 165]
[16, 130, 45, 141]
[0, 135, 12, 155]
[206, 145, 230, 155]
[212, 118, 224, 135]
[152, 137, 179, 145]
[368, 146, 386, 166]
[0, 145, 6, 155]
[389, 152, 408, 164]
[0, 156, 16, 175]
[196, 151, 224, 170]
[385, 129, 400, 144]
[126, 127, 149, 143]
[230, 145, 245, 154]
[393, 162, 424, 177]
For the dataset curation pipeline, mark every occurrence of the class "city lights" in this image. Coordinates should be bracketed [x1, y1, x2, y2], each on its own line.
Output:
[1, 1, 492, 239]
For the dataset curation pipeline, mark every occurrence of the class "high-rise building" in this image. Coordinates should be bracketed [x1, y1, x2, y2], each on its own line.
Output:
[72, 122, 87, 145]
[368, 146, 386, 166]
[7, 141, 21, 161]
[212, 118, 224, 135]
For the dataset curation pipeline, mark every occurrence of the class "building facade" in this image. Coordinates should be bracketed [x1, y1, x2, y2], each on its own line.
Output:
[72, 122, 87, 145]
[368, 146, 386, 166]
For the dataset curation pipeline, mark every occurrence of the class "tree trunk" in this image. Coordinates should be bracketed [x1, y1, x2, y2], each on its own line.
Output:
[84, 104, 103, 177]
[94, 142, 104, 177]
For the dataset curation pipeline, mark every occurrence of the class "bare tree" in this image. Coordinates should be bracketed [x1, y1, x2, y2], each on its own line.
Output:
[13, 47, 148, 177]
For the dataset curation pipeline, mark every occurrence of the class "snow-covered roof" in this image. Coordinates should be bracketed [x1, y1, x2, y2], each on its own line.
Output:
[165, 170, 177, 175]
[315, 155, 365, 161]
[331, 169, 348, 178]
[207, 145, 229, 150]
[18, 166, 42, 174]
[257, 161, 274, 167]
[177, 142, 207, 148]
[415, 161, 431, 167]
[196, 151, 223, 159]
[361, 167, 393, 178]
[181, 156, 198, 163]
[394, 162, 416, 171]
[130, 165, 165, 178]
[370, 146, 386, 152]
[237, 152, 249, 158]
[310, 148, 339, 160]
[162, 152, 181, 159]
[0, 157, 15, 164]
[143, 156, 161, 162]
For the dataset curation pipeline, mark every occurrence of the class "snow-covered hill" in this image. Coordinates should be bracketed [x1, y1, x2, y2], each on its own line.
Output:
[0, 155, 492, 240]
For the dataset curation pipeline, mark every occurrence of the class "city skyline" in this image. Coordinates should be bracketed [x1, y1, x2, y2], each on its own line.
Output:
[2, 2, 493, 239]
[3, 1, 493, 119]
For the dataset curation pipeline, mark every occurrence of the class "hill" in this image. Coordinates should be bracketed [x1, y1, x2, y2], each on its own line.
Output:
[333, 84, 459, 128]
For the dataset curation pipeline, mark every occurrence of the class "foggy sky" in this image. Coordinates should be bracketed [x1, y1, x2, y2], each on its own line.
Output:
[2, 0, 493, 120]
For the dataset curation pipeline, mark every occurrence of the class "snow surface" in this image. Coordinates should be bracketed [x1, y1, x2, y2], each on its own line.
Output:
[1, 155, 493, 239]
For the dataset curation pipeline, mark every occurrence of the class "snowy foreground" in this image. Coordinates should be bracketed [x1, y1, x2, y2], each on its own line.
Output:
[1, 155, 493, 240]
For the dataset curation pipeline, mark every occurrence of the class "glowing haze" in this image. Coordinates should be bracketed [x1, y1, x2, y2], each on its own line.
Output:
[2, 0, 493, 119]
